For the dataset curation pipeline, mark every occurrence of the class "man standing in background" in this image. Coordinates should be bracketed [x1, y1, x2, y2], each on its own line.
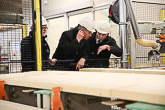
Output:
[21, 16, 56, 72]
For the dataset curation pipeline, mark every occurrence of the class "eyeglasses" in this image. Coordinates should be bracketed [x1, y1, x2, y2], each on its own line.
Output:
[42, 27, 48, 30]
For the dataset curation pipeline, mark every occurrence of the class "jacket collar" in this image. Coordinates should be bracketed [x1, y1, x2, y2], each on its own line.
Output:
[73, 25, 79, 35]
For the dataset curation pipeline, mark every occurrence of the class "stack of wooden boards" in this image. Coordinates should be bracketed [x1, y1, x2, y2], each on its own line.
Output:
[80, 68, 165, 109]
[0, 69, 165, 109]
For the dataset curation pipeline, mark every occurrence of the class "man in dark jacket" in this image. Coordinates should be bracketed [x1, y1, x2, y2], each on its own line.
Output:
[21, 31, 35, 72]
[87, 20, 122, 67]
[21, 16, 56, 72]
[52, 17, 95, 70]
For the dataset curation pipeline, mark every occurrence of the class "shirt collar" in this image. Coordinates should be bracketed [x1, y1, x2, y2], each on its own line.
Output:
[96, 34, 101, 44]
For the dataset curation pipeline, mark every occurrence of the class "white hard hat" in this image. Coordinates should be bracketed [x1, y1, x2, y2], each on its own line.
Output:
[78, 17, 95, 32]
[96, 20, 110, 34]
[42, 16, 48, 25]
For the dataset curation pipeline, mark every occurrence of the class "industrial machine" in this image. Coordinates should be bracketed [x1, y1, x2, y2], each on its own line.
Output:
[0, 0, 23, 24]
[8, 41, 22, 73]
[109, 0, 164, 68]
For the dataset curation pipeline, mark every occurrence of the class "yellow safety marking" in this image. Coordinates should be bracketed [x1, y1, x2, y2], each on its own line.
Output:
[23, 25, 26, 38]
[34, 0, 42, 71]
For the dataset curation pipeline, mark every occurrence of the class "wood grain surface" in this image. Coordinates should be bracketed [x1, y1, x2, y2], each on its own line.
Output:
[80, 68, 165, 75]
[0, 100, 46, 110]
[0, 70, 165, 105]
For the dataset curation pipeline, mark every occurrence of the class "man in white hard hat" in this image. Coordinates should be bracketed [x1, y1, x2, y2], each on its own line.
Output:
[41, 16, 57, 66]
[87, 20, 122, 67]
[52, 17, 95, 70]
[21, 16, 56, 72]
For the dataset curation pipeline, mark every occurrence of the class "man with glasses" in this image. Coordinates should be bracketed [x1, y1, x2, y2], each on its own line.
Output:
[87, 20, 122, 68]
[52, 17, 95, 70]
[21, 16, 56, 72]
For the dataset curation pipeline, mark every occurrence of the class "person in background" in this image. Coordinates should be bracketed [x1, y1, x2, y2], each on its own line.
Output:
[52, 17, 95, 70]
[21, 16, 56, 72]
[87, 20, 122, 67]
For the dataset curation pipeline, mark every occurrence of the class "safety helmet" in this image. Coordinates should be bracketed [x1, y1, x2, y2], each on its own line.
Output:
[42, 16, 48, 25]
[78, 17, 95, 32]
[96, 20, 110, 34]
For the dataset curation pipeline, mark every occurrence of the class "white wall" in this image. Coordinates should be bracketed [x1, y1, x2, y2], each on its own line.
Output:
[47, 17, 64, 58]
[42, 0, 165, 60]
[42, 0, 114, 18]
[42, 0, 165, 17]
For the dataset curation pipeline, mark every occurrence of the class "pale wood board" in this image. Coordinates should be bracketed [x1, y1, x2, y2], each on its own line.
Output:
[0, 100, 46, 110]
[80, 68, 165, 75]
[0, 25, 22, 32]
[101, 101, 125, 106]
[136, 63, 165, 68]
[0, 70, 165, 105]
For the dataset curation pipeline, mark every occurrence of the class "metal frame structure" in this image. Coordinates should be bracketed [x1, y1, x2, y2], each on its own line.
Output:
[34, 0, 42, 71]
[119, 0, 128, 68]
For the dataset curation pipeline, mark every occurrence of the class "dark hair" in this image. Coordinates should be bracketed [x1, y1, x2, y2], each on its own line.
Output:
[78, 24, 87, 31]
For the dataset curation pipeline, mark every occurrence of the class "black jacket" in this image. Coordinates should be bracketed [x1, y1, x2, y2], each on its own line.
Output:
[88, 32, 122, 59]
[87, 32, 122, 67]
[52, 26, 89, 62]
[21, 31, 50, 72]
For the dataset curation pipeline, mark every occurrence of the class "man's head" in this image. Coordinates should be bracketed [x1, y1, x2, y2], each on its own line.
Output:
[78, 17, 95, 40]
[42, 16, 48, 37]
[96, 20, 110, 42]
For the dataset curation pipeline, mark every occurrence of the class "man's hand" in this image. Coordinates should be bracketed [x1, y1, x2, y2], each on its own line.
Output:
[76, 30, 84, 42]
[48, 58, 57, 65]
[76, 58, 86, 70]
[97, 45, 110, 55]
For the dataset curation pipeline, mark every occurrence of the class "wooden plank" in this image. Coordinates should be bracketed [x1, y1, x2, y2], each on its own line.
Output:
[101, 100, 125, 106]
[0, 100, 46, 110]
[80, 68, 165, 75]
[0, 71, 165, 105]
[136, 63, 165, 68]
[0, 25, 22, 32]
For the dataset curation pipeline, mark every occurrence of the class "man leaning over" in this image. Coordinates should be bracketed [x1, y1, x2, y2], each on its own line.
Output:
[52, 17, 95, 70]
